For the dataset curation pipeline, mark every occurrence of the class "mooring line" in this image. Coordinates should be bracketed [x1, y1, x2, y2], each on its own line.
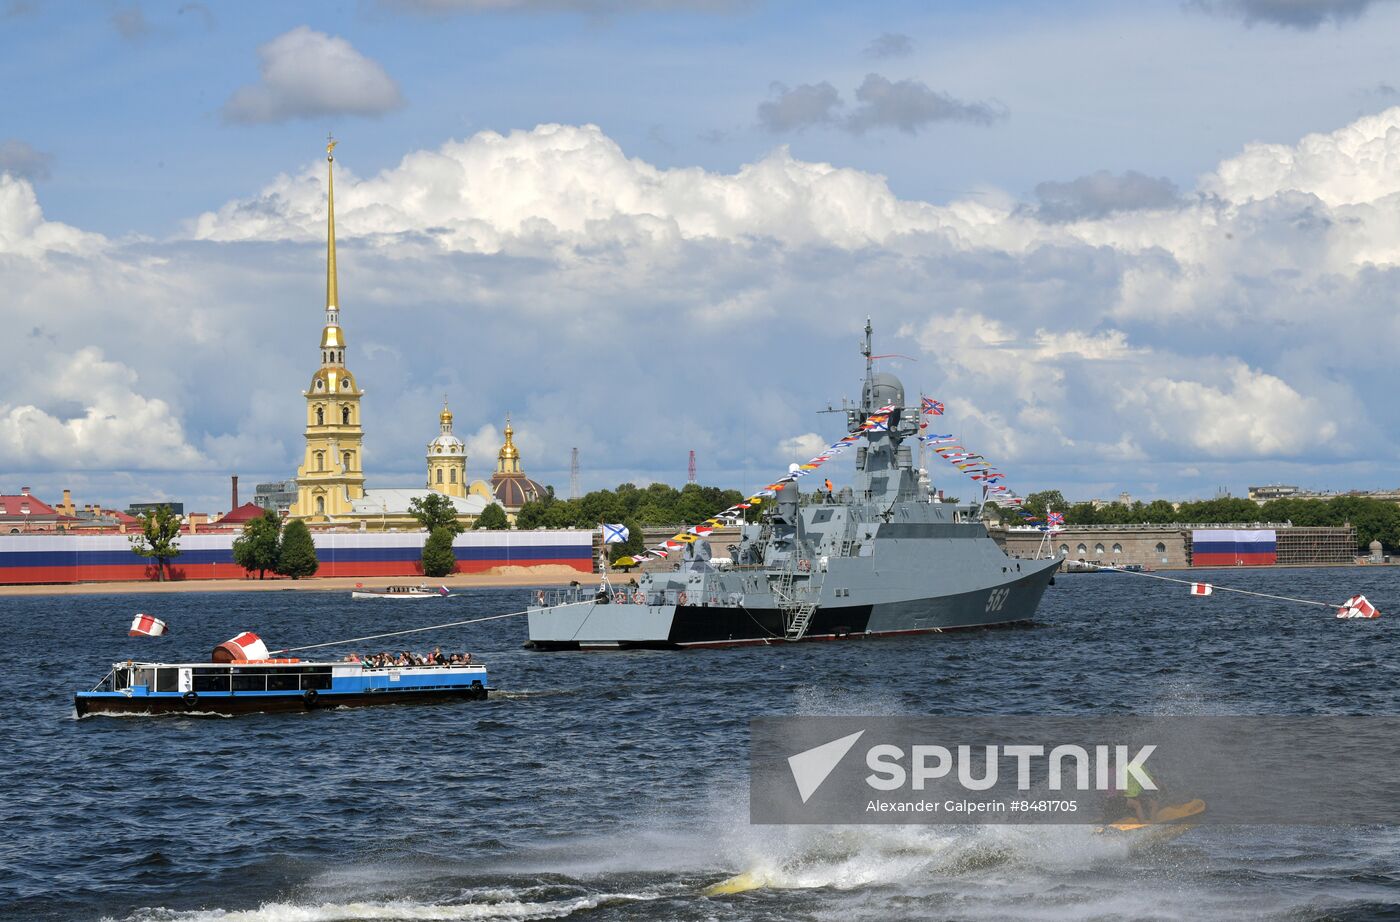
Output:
[1085, 562, 1336, 609]
[274, 601, 591, 654]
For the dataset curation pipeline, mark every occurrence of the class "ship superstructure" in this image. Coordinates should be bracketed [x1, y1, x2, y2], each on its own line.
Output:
[527, 321, 1059, 649]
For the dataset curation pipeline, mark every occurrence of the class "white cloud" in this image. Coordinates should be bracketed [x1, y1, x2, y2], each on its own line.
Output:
[0, 174, 103, 255]
[16, 108, 1400, 507]
[0, 348, 208, 470]
[777, 432, 827, 462]
[222, 27, 404, 124]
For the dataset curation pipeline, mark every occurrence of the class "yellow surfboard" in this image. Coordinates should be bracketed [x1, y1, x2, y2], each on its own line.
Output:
[703, 870, 768, 896]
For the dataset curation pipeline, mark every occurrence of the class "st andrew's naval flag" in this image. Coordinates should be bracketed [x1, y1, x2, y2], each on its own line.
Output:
[922, 396, 945, 416]
[602, 524, 630, 545]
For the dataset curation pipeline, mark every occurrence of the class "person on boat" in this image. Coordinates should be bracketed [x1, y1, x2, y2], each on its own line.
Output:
[343, 652, 361, 663]
[824, 478, 834, 501]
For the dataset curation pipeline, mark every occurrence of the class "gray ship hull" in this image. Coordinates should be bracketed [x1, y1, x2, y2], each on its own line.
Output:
[527, 558, 1057, 649]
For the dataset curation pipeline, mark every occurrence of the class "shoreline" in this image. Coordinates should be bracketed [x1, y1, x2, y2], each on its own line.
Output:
[0, 567, 592, 598]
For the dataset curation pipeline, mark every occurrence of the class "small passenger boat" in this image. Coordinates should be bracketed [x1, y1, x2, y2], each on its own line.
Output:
[74, 631, 487, 717]
[351, 583, 450, 600]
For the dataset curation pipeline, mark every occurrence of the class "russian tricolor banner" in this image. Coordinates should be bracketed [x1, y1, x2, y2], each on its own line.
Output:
[1192, 529, 1277, 567]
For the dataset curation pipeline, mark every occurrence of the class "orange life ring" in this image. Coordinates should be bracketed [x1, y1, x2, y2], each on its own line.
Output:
[633, 591, 645, 605]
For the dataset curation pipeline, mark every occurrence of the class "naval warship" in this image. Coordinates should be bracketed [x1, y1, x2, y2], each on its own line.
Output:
[526, 322, 1059, 650]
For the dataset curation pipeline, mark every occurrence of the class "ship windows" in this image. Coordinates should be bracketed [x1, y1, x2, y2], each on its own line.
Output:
[232, 673, 267, 692]
[156, 669, 178, 692]
[267, 673, 300, 692]
[193, 670, 231, 693]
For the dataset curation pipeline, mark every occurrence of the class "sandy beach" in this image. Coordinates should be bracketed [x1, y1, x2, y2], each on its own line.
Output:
[0, 566, 591, 598]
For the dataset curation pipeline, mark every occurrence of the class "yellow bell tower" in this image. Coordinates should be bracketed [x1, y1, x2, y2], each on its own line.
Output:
[290, 136, 366, 521]
[426, 398, 468, 498]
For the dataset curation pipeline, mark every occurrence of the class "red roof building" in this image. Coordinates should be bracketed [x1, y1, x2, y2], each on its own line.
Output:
[0, 488, 71, 534]
[216, 502, 270, 528]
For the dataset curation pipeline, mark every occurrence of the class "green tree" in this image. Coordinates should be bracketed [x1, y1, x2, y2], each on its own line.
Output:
[475, 503, 509, 530]
[421, 526, 457, 577]
[1024, 490, 1067, 521]
[129, 504, 182, 582]
[276, 519, 320, 579]
[408, 493, 464, 535]
[232, 510, 282, 579]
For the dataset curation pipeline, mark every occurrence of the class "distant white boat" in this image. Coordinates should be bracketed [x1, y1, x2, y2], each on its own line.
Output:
[351, 584, 451, 600]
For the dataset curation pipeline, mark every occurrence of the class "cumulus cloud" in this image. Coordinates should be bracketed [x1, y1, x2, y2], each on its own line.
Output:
[1032, 170, 1181, 222]
[0, 174, 102, 254]
[862, 32, 913, 59]
[191, 122, 948, 251]
[845, 73, 1006, 133]
[757, 81, 842, 133]
[0, 139, 52, 180]
[1192, 0, 1384, 29]
[0, 349, 207, 470]
[18, 108, 1400, 505]
[222, 27, 404, 124]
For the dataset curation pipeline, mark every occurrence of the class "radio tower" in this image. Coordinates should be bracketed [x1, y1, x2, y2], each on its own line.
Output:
[688, 449, 696, 484]
[569, 447, 580, 500]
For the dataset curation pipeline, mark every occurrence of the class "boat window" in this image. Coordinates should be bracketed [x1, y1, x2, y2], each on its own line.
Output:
[232, 674, 267, 692]
[302, 673, 332, 691]
[135, 667, 156, 689]
[113, 668, 131, 690]
[156, 669, 179, 692]
[267, 673, 300, 691]
[193, 671, 230, 693]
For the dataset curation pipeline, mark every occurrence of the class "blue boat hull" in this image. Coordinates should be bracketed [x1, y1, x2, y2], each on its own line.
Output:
[74, 683, 488, 717]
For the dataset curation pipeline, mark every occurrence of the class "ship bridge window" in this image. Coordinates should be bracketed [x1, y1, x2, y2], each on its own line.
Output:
[113, 668, 131, 690]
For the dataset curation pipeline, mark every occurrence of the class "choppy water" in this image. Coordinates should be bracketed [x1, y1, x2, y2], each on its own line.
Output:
[7, 567, 1400, 921]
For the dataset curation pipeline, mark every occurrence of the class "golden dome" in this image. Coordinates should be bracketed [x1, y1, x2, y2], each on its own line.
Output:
[498, 415, 519, 463]
[439, 397, 454, 429]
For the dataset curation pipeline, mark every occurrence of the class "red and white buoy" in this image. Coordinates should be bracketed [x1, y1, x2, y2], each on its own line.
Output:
[211, 631, 270, 662]
[128, 613, 168, 636]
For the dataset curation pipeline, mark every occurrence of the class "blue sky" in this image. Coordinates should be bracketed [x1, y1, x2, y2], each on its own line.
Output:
[4, 0, 1400, 512]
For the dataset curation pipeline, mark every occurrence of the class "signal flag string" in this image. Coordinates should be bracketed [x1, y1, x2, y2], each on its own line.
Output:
[1083, 562, 1380, 618]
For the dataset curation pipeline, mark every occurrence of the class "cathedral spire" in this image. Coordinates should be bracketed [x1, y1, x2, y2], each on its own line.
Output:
[326, 134, 338, 312]
[319, 136, 345, 366]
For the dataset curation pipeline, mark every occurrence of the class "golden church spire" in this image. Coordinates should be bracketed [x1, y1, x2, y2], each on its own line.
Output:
[319, 135, 345, 366]
[326, 134, 338, 312]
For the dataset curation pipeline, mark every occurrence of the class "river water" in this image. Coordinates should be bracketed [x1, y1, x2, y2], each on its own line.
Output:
[7, 567, 1400, 921]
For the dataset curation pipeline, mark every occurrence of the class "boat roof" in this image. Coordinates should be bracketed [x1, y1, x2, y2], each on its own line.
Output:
[110, 660, 485, 669]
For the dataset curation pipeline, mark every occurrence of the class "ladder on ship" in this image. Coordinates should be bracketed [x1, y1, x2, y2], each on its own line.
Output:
[773, 569, 821, 641]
